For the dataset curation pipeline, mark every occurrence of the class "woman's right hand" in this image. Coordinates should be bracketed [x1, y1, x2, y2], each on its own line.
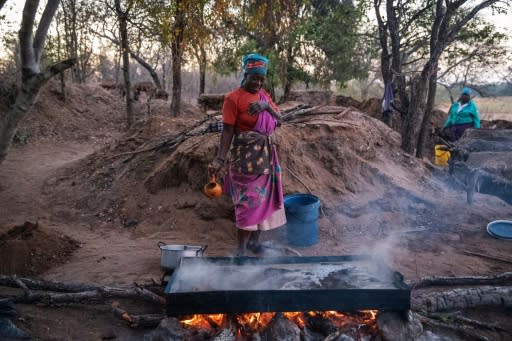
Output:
[248, 101, 269, 115]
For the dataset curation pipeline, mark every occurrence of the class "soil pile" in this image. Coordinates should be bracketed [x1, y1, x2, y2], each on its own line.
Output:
[0, 222, 80, 276]
[17, 79, 125, 143]
[16, 79, 204, 145]
[41, 104, 438, 237]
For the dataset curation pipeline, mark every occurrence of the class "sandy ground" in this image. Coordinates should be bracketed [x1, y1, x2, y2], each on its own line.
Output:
[1, 82, 511, 340]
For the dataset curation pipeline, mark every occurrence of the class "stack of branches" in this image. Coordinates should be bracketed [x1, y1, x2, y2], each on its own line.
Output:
[107, 103, 357, 163]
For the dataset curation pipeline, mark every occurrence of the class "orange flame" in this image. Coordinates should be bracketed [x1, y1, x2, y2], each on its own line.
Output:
[236, 312, 276, 333]
[180, 310, 378, 332]
[282, 312, 307, 328]
[180, 314, 227, 329]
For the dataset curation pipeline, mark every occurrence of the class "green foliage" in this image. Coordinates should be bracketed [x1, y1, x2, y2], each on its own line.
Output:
[304, 0, 366, 86]
[211, 0, 365, 91]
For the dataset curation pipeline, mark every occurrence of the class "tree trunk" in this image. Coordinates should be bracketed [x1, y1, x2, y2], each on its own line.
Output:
[55, 14, 66, 100]
[401, 73, 429, 154]
[282, 44, 294, 102]
[129, 51, 162, 89]
[0, 59, 75, 164]
[170, 0, 185, 117]
[0, 0, 73, 164]
[115, 0, 133, 128]
[416, 67, 438, 157]
[198, 45, 206, 95]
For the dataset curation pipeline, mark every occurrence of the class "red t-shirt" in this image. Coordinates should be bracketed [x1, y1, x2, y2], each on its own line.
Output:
[222, 88, 278, 132]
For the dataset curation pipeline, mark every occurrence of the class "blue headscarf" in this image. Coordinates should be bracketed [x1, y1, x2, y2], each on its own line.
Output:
[462, 87, 472, 96]
[242, 53, 269, 75]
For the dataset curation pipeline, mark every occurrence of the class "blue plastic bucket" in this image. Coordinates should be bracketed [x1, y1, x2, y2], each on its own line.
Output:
[284, 193, 320, 246]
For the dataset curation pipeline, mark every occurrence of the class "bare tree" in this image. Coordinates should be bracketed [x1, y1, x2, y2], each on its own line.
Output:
[0, 0, 75, 164]
[113, 0, 134, 128]
[375, 0, 510, 156]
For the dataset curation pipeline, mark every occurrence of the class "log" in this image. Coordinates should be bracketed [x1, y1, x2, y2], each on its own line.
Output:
[418, 315, 490, 341]
[407, 272, 512, 288]
[412, 286, 512, 313]
[111, 301, 164, 328]
[1, 276, 165, 306]
[0, 275, 98, 292]
[281, 107, 316, 121]
[134, 283, 166, 305]
[428, 312, 508, 332]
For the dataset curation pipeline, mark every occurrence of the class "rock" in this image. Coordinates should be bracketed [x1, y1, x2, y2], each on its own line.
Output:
[416, 330, 454, 341]
[263, 314, 301, 341]
[377, 311, 423, 341]
[123, 218, 138, 228]
[212, 328, 236, 341]
[143, 317, 188, 341]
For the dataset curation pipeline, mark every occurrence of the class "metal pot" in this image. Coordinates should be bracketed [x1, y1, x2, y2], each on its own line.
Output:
[158, 242, 208, 270]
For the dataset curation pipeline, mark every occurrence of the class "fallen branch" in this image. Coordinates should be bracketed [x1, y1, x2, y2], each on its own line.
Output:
[1, 276, 165, 306]
[407, 272, 512, 289]
[108, 117, 210, 159]
[281, 107, 316, 121]
[0, 275, 98, 292]
[111, 301, 164, 328]
[412, 286, 512, 313]
[463, 251, 512, 265]
[292, 119, 360, 128]
[134, 283, 166, 305]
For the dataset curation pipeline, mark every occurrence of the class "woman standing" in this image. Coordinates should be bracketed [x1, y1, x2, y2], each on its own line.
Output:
[209, 53, 286, 256]
[443, 87, 481, 141]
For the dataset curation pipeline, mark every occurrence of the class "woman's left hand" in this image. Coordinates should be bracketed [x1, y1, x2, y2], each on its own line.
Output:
[248, 101, 269, 116]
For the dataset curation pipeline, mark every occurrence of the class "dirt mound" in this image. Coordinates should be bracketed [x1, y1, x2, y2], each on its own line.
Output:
[482, 119, 512, 129]
[0, 222, 80, 276]
[17, 79, 125, 143]
[42, 104, 439, 237]
[16, 79, 204, 145]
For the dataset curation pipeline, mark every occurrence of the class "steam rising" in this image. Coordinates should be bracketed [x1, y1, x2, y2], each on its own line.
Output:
[168, 256, 403, 293]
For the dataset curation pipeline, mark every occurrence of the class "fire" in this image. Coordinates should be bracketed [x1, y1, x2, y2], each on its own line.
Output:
[180, 310, 378, 332]
[282, 312, 307, 328]
[236, 312, 276, 333]
[180, 313, 227, 329]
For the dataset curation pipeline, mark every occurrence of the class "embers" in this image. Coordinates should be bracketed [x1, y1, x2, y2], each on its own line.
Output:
[179, 310, 378, 340]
